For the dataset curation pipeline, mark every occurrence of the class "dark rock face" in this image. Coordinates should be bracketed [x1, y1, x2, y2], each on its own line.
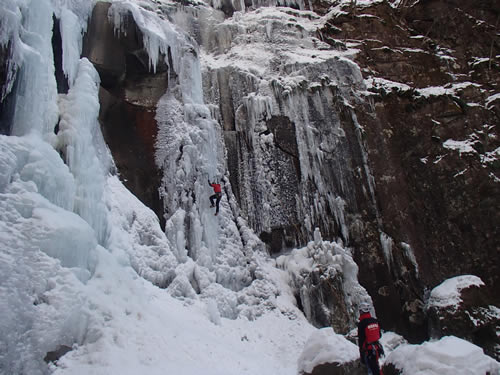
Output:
[206, 63, 379, 258]
[212, 68, 314, 253]
[381, 363, 402, 375]
[83, 1, 168, 228]
[51, 16, 69, 94]
[0, 42, 15, 135]
[0, 43, 10, 102]
[301, 360, 365, 375]
[196, 0, 498, 346]
[427, 284, 500, 360]
[318, 0, 500, 343]
[44, 345, 72, 364]
[256, 115, 302, 253]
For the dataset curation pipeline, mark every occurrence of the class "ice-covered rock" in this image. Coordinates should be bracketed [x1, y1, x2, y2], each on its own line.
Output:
[277, 229, 372, 332]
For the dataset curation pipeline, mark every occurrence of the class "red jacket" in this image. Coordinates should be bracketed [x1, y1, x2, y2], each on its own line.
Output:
[210, 183, 222, 193]
[357, 312, 382, 352]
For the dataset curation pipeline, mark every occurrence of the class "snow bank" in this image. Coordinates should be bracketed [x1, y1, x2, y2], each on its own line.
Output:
[50, 247, 316, 375]
[0, 135, 97, 372]
[297, 327, 359, 374]
[386, 336, 500, 375]
[104, 175, 178, 287]
[427, 275, 485, 310]
[379, 331, 407, 354]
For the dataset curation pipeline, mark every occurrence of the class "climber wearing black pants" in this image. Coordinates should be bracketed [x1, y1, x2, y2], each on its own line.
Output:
[208, 180, 222, 216]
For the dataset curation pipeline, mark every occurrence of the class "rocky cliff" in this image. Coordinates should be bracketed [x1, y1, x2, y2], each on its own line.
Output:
[321, 0, 500, 345]
[81, 0, 498, 351]
[170, 0, 498, 347]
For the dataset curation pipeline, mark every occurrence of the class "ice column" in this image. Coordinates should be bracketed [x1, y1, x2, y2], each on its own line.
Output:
[56, 58, 110, 245]
[4, 0, 110, 245]
[10, 0, 58, 137]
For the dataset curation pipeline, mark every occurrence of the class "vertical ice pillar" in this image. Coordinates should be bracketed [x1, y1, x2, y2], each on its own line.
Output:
[10, 0, 58, 138]
[57, 58, 109, 245]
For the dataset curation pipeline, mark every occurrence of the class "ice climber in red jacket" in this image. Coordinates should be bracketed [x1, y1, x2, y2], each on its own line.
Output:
[358, 302, 385, 375]
[208, 180, 222, 216]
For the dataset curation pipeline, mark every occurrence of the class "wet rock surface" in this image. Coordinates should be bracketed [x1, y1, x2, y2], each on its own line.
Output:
[0, 44, 9, 100]
[300, 266, 351, 332]
[0, 43, 16, 135]
[83, 1, 167, 228]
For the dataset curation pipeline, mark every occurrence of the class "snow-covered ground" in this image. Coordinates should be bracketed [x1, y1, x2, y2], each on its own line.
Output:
[1, 0, 499, 374]
[49, 245, 317, 375]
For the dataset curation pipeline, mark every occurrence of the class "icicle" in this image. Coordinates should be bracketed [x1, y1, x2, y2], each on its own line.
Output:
[331, 196, 348, 242]
[59, 9, 84, 87]
[401, 241, 419, 276]
[351, 111, 382, 227]
[243, 93, 273, 124]
[108, 2, 188, 76]
[165, 209, 188, 262]
[380, 231, 394, 271]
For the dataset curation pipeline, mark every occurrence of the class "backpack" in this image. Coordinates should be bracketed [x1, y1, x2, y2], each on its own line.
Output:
[365, 322, 381, 344]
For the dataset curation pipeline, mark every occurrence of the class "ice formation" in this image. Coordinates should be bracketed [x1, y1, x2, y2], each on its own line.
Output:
[277, 229, 372, 329]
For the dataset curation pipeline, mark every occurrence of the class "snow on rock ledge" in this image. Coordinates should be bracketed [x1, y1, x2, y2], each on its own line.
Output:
[383, 336, 500, 375]
[427, 275, 485, 311]
[297, 327, 361, 375]
[426, 275, 500, 361]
